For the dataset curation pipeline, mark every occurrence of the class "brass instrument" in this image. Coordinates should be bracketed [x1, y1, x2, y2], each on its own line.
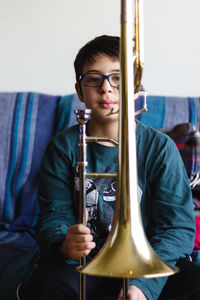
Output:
[75, 0, 178, 299]
[75, 109, 118, 300]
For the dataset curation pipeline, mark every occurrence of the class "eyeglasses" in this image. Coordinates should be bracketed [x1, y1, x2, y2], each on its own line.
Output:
[79, 73, 120, 88]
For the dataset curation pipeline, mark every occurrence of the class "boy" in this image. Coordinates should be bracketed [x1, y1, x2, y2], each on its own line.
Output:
[19, 35, 197, 300]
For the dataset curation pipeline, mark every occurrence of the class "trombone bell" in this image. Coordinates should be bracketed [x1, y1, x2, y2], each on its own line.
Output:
[77, 223, 177, 278]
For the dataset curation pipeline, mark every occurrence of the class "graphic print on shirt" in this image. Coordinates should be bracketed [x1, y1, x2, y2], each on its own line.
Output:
[74, 176, 143, 240]
[74, 176, 115, 237]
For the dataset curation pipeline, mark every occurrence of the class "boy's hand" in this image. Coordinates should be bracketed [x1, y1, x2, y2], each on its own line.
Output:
[60, 210, 96, 260]
[117, 285, 147, 300]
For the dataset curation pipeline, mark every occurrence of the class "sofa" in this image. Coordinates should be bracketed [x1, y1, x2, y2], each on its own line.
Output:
[0, 92, 199, 300]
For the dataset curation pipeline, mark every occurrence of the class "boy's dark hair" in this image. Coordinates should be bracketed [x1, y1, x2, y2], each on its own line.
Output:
[74, 35, 120, 84]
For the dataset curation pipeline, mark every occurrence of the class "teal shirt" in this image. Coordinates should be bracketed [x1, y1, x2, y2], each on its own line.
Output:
[36, 121, 195, 300]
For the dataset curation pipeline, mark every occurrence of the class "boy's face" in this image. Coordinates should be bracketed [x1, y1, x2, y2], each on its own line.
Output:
[75, 54, 120, 124]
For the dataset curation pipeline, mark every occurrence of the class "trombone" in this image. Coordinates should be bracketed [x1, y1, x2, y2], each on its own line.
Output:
[75, 0, 178, 299]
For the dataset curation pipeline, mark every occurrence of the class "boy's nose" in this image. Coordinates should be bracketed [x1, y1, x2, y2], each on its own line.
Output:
[100, 78, 112, 92]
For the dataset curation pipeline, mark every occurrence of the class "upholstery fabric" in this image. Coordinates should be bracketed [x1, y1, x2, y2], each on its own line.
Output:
[137, 96, 200, 131]
[0, 92, 200, 298]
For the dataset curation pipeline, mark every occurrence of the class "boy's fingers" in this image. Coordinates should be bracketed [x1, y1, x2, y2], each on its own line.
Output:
[76, 241, 96, 251]
[117, 288, 123, 300]
[71, 233, 94, 243]
[68, 224, 90, 234]
[70, 241, 96, 260]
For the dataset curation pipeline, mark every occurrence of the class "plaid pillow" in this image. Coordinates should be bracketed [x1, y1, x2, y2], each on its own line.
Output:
[162, 124, 200, 251]
[162, 123, 200, 180]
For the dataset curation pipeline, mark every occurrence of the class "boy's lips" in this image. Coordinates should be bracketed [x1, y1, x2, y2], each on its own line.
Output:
[100, 100, 116, 109]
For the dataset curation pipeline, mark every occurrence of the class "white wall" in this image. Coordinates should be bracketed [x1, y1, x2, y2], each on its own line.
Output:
[0, 0, 200, 96]
[144, 0, 200, 97]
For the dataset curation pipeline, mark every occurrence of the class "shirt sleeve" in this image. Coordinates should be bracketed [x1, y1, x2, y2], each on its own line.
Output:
[36, 134, 78, 264]
[129, 137, 196, 299]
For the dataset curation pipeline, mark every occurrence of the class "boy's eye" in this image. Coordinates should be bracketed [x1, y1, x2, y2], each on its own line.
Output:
[111, 74, 120, 84]
[84, 75, 102, 85]
[111, 75, 120, 82]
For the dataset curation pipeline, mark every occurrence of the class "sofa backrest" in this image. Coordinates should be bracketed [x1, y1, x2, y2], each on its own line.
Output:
[0, 92, 83, 250]
[0, 92, 199, 251]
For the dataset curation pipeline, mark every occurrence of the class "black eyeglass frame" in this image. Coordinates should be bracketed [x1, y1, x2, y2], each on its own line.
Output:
[79, 73, 120, 88]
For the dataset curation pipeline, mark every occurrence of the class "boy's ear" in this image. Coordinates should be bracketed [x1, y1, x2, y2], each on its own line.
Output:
[75, 83, 84, 102]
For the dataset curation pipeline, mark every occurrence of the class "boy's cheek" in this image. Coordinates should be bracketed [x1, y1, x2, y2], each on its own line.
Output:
[134, 92, 140, 100]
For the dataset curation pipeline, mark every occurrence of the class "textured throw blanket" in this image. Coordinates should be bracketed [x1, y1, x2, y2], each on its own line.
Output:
[0, 92, 83, 299]
[0, 92, 200, 299]
[0, 92, 84, 254]
[1, 93, 200, 252]
[136, 96, 200, 131]
[0, 92, 59, 253]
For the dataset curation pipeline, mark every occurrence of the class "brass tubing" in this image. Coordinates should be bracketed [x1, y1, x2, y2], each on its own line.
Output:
[76, 2, 178, 300]
[86, 136, 118, 146]
[77, 0, 177, 281]
[86, 172, 117, 178]
[75, 109, 91, 300]
[78, 120, 87, 300]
